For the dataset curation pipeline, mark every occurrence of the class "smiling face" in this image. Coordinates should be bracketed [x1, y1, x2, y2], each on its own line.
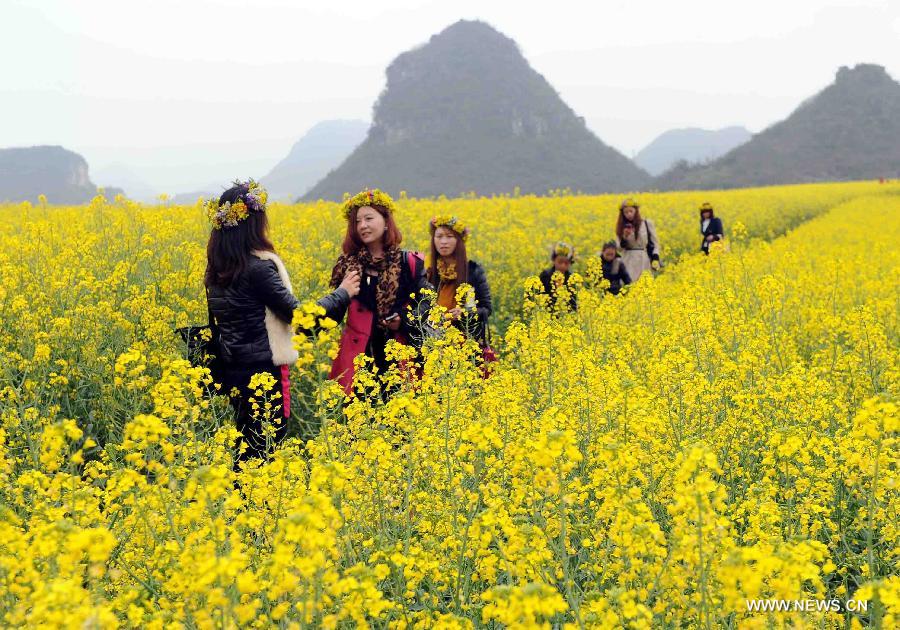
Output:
[601, 247, 616, 262]
[355, 206, 386, 245]
[433, 226, 458, 257]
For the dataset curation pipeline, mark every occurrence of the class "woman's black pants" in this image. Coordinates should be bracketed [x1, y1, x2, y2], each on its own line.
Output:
[221, 361, 290, 465]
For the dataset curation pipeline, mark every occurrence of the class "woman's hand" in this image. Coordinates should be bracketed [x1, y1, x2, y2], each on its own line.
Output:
[340, 270, 361, 298]
[447, 307, 463, 320]
[381, 313, 401, 331]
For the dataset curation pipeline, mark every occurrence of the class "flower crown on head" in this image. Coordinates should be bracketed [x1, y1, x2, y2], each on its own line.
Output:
[430, 215, 470, 241]
[552, 241, 576, 262]
[620, 197, 640, 210]
[341, 188, 397, 219]
[699, 201, 714, 213]
[205, 179, 268, 230]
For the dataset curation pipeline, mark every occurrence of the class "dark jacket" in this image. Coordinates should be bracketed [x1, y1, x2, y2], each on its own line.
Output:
[396, 251, 433, 341]
[539, 267, 577, 311]
[315, 287, 352, 324]
[701, 216, 724, 253]
[207, 256, 299, 365]
[458, 260, 492, 345]
[601, 256, 631, 295]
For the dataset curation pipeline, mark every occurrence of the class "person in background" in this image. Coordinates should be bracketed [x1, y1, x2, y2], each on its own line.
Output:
[328, 189, 431, 394]
[699, 202, 724, 254]
[616, 198, 661, 282]
[426, 215, 492, 347]
[539, 242, 578, 312]
[204, 179, 355, 464]
[599, 241, 632, 295]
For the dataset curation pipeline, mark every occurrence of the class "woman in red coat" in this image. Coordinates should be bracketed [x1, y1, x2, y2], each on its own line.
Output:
[328, 189, 431, 394]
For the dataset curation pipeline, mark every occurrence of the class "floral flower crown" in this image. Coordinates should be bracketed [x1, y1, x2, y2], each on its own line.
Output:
[341, 188, 397, 220]
[430, 215, 470, 241]
[620, 197, 640, 210]
[205, 179, 268, 230]
[551, 241, 576, 262]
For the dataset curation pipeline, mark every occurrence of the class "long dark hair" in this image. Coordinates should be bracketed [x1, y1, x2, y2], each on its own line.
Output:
[427, 225, 468, 285]
[205, 185, 274, 287]
[341, 205, 403, 255]
[615, 206, 644, 240]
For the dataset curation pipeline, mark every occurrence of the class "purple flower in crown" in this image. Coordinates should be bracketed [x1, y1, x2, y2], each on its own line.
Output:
[229, 178, 268, 213]
[215, 207, 239, 228]
[244, 193, 260, 211]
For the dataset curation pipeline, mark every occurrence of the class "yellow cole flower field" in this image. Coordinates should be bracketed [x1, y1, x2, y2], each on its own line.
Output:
[0, 181, 897, 628]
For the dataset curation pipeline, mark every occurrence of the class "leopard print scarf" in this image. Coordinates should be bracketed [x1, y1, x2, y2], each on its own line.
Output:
[330, 247, 403, 320]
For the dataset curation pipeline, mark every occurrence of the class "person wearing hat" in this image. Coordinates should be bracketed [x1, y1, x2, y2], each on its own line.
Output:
[328, 189, 432, 394]
[540, 242, 578, 312]
[615, 198, 661, 282]
[699, 202, 724, 254]
[599, 241, 632, 295]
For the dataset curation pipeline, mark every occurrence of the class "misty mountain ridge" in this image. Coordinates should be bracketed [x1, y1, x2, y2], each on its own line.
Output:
[5, 58, 898, 204]
[635, 126, 752, 176]
[262, 120, 368, 200]
[657, 64, 900, 189]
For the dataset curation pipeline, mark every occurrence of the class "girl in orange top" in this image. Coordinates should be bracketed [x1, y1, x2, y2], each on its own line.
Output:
[426, 216, 492, 347]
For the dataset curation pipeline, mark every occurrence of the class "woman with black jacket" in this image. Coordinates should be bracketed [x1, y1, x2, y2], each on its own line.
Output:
[426, 215, 492, 347]
[699, 202, 724, 254]
[205, 180, 358, 463]
[328, 189, 432, 394]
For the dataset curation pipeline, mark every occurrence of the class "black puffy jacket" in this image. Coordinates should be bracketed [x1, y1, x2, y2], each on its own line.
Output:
[601, 256, 632, 295]
[539, 267, 577, 311]
[458, 260, 492, 345]
[206, 256, 300, 365]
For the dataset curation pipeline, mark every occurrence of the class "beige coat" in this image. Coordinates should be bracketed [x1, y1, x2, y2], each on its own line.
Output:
[617, 219, 660, 282]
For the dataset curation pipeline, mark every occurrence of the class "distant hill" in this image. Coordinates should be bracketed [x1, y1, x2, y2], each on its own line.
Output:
[92, 163, 158, 203]
[635, 126, 751, 176]
[0, 146, 99, 204]
[171, 189, 218, 205]
[304, 20, 650, 201]
[97, 186, 127, 200]
[262, 120, 368, 200]
[657, 64, 900, 189]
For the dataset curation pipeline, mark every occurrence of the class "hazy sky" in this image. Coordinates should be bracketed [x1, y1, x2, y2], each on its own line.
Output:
[3, 0, 899, 193]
